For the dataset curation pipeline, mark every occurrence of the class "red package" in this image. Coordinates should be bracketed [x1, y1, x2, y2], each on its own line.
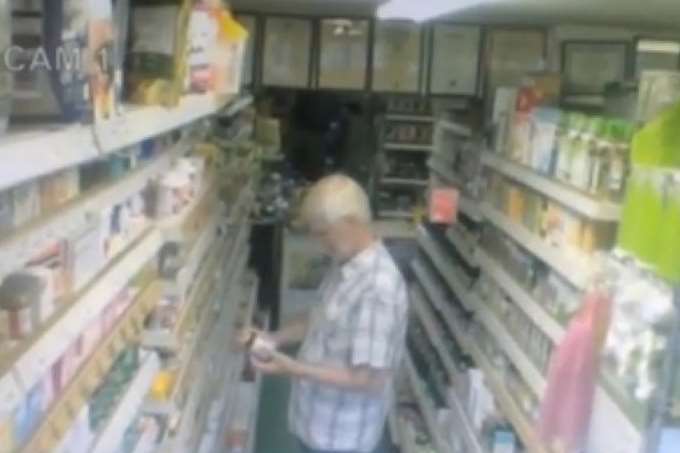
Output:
[429, 187, 459, 225]
[537, 290, 612, 452]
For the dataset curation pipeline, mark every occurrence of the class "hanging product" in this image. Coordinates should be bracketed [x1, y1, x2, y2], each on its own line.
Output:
[126, 0, 193, 106]
[0, 0, 10, 135]
[11, 0, 116, 123]
[538, 290, 613, 453]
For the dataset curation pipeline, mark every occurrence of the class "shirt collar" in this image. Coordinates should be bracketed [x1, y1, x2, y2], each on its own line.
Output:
[339, 240, 381, 281]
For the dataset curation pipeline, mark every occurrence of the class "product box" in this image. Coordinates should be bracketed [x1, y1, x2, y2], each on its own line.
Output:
[581, 220, 617, 254]
[522, 72, 562, 107]
[0, 190, 13, 235]
[506, 186, 526, 223]
[67, 219, 106, 293]
[428, 187, 460, 225]
[12, 1, 116, 123]
[492, 87, 519, 155]
[637, 70, 680, 123]
[11, 182, 41, 228]
[530, 108, 561, 175]
[39, 169, 80, 213]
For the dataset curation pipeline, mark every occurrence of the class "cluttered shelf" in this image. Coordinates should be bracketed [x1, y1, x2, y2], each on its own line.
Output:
[481, 151, 621, 222]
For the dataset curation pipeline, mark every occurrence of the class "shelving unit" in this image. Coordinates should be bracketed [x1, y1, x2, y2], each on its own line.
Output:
[480, 202, 593, 290]
[374, 103, 434, 220]
[0, 94, 247, 192]
[481, 151, 621, 221]
[0, 73, 256, 453]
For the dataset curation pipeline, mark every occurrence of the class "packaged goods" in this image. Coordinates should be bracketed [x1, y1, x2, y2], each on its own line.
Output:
[529, 108, 560, 175]
[11, 182, 41, 228]
[214, 9, 248, 96]
[39, 168, 80, 213]
[127, 0, 193, 106]
[0, 0, 11, 135]
[186, 3, 217, 93]
[0, 190, 12, 235]
[0, 271, 53, 340]
[112, 0, 131, 112]
[67, 219, 106, 292]
[491, 87, 518, 155]
[12, 0, 116, 123]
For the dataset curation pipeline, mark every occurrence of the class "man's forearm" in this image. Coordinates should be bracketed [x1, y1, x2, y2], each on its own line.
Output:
[292, 361, 388, 393]
[271, 313, 310, 348]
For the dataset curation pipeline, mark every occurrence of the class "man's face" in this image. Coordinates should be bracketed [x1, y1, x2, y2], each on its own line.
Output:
[309, 220, 355, 261]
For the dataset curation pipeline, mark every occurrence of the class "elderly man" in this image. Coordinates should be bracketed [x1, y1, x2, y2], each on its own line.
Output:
[246, 174, 409, 453]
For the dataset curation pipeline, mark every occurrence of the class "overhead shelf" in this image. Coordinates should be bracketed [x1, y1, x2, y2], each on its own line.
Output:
[417, 227, 477, 312]
[480, 203, 593, 290]
[481, 152, 621, 221]
[0, 94, 241, 192]
[438, 119, 472, 137]
[477, 250, 566, 343]
[381, 177, 429, 186]
[89, 352, 162, 453]
[20, 281, 162, 453]
[0, 141, 188, 281]
[385, 114, 434, 122]
[384, 143, 435, 152]
[0, 229, 162, 400]
[378, 209, 413, 220]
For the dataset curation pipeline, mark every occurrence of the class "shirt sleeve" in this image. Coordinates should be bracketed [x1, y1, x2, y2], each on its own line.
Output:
[350, 290, 401, 370]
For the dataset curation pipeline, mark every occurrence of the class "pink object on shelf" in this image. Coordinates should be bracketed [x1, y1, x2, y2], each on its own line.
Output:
[537, 289, 612, 452]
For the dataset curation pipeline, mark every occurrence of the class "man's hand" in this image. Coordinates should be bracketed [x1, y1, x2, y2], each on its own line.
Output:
[251, 349, 301, 376]
[236, 327, 277, 350]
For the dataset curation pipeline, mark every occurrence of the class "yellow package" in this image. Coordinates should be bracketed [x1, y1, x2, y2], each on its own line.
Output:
[214, 9, 248, 96]
[127, 0, 194, 106]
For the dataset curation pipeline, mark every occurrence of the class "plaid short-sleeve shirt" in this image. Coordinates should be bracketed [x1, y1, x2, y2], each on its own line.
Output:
[289, 241, 409, 452]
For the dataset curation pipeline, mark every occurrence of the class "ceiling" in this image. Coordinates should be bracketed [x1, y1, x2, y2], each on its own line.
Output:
[231, 0, 680, 29]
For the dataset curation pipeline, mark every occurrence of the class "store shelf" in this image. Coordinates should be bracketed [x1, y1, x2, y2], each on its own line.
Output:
[384, 143, 435, 152]
[89, 352, 162, 453]
[142, 230, 226, 353]
[481, 152, 621, 221]
[0, 94, 231, 192]
[411, 286, 458, 378]
[404, 353, 451, 453]
[0, 229, 162, 402]
[378, 209, 413, 220]
[458, 196, 482, 223]
[445, 226, 478, 268]
[381, 177, 429, 187]
[385, 114, 434, 122]
[477, 250, 566, 343]
[480, 203, 592, 290]
[158, 176, 218, 243]
[428, 157, 462, 186]
[448, 385, 487, 453]
[438, 119, 472, 137]
[475, 303, 547, 396]
[20, 281, 162, 453]
[0, 141, 188, 281]
[417, 227, 477, 312]
[414, 262, 549, 453]
[221, 94, 254, 117]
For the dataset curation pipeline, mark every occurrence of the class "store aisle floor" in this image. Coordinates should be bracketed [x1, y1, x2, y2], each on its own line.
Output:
[254, 375, 298, 453]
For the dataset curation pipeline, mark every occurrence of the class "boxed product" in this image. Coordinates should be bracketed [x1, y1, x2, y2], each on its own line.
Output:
[11, 0, 116, 123]
[27, 241, 72, 299]
[12, 381, 44, 446]
[186, 3, 217, 93]
[530, 108, 561, 175]
[39, 168, 80, 213]
[0, 0, 10, 135]
[11, 182, 41, 228]
[491, 87, 518, 155]
[67, 219, 106, 293]
[214, 10, 248, 96]
[0, 190, 12, 235]
[127, 0, 194, 106]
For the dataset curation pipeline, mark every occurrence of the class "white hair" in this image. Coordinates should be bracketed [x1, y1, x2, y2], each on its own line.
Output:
[300, 174, 372, 227]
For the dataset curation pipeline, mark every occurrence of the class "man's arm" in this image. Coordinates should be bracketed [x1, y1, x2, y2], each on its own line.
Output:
[270, 311, 310, 348]
[251, 351, 389, 393]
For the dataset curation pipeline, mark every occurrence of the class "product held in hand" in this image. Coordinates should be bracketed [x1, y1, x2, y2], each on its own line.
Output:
[246, 332, 276, 362]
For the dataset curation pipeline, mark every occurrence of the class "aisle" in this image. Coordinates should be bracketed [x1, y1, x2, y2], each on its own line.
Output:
[254, 375, 299, 453]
